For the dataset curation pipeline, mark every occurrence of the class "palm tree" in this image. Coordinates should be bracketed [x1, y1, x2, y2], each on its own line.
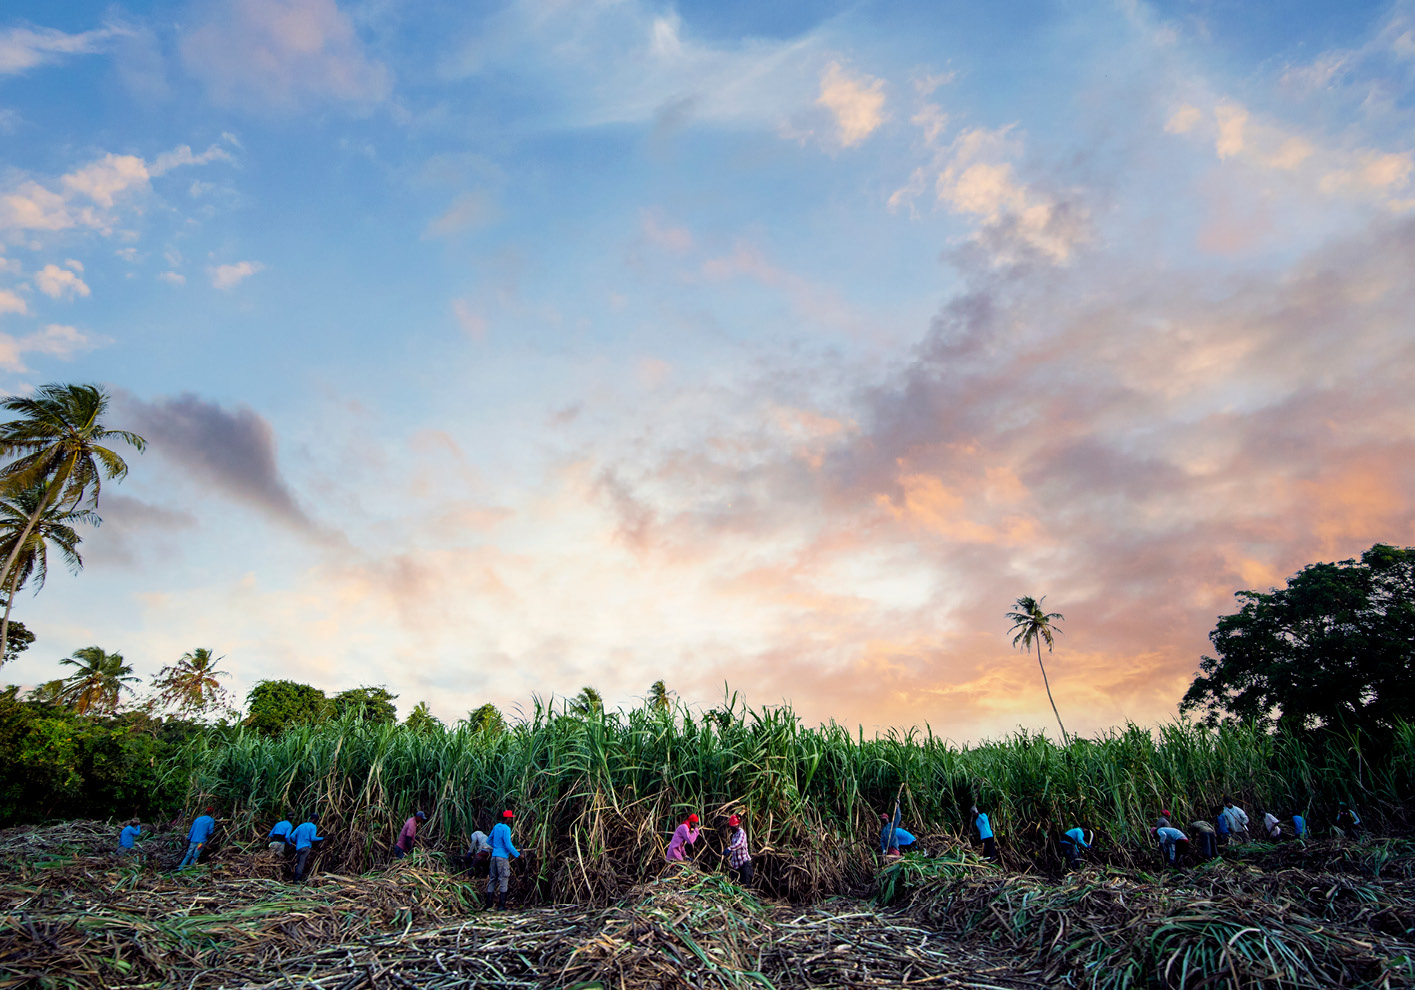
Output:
[648, 680, 674, 712]
[570, 685, 603, 717]
[0, 384, 145, 666]
[1007, 595, 1069, 746]
[59, 645, 139, 714]
[150, 648, 231, 717]
[0, 482, 97, 659]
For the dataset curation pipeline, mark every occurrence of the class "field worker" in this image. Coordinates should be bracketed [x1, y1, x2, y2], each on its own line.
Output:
[394, 810, 427, 859]
[724, 814, 753, 886]
[1292, 813, 1307, 840]
[666, 813, 702, 863]
[178, 808, 216, 869]
[1221, 797, 1250, 840]
[1213, 805, 1231, 848]
[1334, 802, 1363, 838]
[1262, 811, 1283, 840]
[879, 812, 918, 856]
[117, 818, 141, 855]
[465, 827, 492, 877]
[1059, 826, 1090, 868]
[290, 814, 324, 882]
[267, 818, 294, 854]
[1188, 818, 1217, 860]
[971, 805, 999, 863]
[1154, 820, 1190, 867]
[487, 810, 520, 910]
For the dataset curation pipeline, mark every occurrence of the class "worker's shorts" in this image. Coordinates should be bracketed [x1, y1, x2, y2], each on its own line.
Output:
[488, 856, 511, 893]
[268, 841, 288, 854]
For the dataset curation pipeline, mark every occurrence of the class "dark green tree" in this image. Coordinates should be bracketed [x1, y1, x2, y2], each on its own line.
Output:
[331, 685, 398, 724]
[245, 680, 331, 735]
[466, 702, 505, 734]
[405, 701, 442, 734]
[0, 606, 33, 665]
[1181, 544, 1415, 732]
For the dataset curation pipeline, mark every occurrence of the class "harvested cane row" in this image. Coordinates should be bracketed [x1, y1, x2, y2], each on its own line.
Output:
[1, 853, 1047, 990]
[5, 822, 1415, 989]
[882, 842, 1415, 990]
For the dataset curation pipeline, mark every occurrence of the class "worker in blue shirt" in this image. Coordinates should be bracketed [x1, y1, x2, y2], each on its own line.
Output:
[971, 805, 1000, 863]
[486, 810, 520, 910]
[117, 819, 141, 855]
[1213, 805, 1231, 848]
[267, 818, 294, 854]
[290, 814, 324, 882]
[1059, 826, 1090, 868]
[878, 811, 918, 855]
[1292, 813, 1307, 840]
[178, 808, 216, 869]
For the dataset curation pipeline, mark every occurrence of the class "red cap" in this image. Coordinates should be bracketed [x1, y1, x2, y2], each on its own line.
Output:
[687, 814, 699, 824]
[728, 814, 741, 827]
[503, 810, 514, 819]
[1160, 809, 1172, 818]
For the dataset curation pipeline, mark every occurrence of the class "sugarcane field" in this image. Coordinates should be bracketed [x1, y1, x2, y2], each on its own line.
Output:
[2, 702, 1414, 990]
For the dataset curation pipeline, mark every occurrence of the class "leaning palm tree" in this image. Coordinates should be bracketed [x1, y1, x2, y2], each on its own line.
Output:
[150, 647, 232, 717]
[1007, 595, 1069, 746]
[0, 482, 97, 657]
[0, 384, 145, 666]
[59, 645, 139, 715]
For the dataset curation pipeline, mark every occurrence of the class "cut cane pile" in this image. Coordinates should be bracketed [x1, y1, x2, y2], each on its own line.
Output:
[4, 822, 1415, 989]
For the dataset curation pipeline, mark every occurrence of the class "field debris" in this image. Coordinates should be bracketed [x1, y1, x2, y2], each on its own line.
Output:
[5, 822, 1415, 989]
[0, 821, 1044, 989]
[880, 840, 1415, 990]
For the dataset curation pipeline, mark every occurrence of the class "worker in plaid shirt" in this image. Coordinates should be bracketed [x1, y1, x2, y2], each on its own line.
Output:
[724, 813, 753, 887]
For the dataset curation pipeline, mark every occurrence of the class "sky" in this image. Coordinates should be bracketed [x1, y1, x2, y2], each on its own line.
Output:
[0, 0, 1412, 741]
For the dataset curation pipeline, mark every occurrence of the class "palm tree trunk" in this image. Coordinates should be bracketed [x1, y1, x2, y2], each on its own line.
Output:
[1036, 640, 1069, 747]
[0, 568, 18, 667]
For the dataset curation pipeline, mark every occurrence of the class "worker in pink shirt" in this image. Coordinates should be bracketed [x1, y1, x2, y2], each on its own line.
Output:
[394, 810, 427, 859]
[665, 813, 701, 862]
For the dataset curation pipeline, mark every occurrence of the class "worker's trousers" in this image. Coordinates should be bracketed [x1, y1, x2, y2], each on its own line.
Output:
[178, 842, 202, 868]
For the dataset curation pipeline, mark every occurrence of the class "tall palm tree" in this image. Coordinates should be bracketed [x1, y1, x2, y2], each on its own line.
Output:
[150, 647, 231, 717]
[1007, 595, 1069, 746]
[648, 680, 673, 713]
[59, 645, 139, 714]
[0, 384, 145, 666]
[0, 482, 97, 660]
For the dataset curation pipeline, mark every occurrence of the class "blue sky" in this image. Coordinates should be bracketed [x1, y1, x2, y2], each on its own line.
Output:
[1, 0, 1412, 739]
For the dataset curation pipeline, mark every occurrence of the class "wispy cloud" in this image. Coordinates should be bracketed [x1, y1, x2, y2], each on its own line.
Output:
[33, 262, 90, 300]
[0, 23, 126, 76]
[816, 61, 887, 147]
[180, 0, 391, 112]
[208, 260, 264, 290]
[0, 323, 105, 371]
[0, 143, 232, 241]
